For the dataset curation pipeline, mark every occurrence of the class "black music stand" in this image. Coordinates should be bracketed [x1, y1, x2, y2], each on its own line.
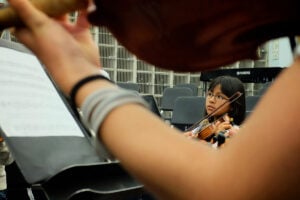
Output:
[200, 67, 283, 94]
[0, 39, 145, 200]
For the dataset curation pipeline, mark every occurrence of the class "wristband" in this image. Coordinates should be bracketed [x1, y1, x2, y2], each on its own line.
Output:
[69, 74, 114, 108]
[80, 88, 149, 158]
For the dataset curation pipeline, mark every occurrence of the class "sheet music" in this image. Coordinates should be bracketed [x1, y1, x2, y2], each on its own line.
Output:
[0, 47, 84, 137]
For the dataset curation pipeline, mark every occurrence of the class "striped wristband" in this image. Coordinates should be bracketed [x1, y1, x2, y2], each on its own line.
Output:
[80, 88, 149, 156]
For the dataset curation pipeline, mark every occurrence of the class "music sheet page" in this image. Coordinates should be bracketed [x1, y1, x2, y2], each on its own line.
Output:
[0, 47, 84, 137]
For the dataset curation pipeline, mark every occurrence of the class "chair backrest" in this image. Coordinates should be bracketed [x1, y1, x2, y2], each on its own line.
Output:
[171, 96, 206, 131]
[246, 95, 260, 112]
[142, 95, 162, 118]
[160, 87, 194, 111]
[117, 82, 140, 92]
[174, 83, 199, 96]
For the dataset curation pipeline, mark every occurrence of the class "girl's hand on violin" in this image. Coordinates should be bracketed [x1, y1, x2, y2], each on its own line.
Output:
[183, 131, 197, 139]
[226, 125, 240, 137]
[213, 121, 232, 134]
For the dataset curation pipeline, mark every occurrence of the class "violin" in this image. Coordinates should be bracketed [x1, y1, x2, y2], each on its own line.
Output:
[0, 0, 300, 72]
[193, 114, 232, 141]
[186, 92, 242, 140]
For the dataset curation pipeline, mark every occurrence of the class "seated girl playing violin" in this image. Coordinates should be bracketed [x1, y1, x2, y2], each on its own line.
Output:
[184, 75, 246, 147]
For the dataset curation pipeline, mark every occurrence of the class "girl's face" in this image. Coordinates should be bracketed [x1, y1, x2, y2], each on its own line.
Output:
[205, 84, 230, 116]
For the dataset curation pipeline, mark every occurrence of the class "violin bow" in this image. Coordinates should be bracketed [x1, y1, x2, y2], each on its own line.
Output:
[186, 91, 242, 133]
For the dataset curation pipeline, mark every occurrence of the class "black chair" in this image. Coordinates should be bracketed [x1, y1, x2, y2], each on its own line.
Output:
[174, 83, 199, 96]
[142, 95, 162, 118]
[117, 82, 140, 92]
[160, 87, 194, 111]
[160, 87, 194, 121]
[246, 95, 260, 112]
[171, 96, 205, 131]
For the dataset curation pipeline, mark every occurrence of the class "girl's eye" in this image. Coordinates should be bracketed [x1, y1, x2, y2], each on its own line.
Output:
[216, 95, 224, 100]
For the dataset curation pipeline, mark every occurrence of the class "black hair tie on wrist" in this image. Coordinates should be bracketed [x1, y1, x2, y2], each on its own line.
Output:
[69, 74, 114, 108]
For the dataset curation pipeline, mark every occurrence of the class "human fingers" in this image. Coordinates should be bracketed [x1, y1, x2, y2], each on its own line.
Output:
[221, 124, 232, 132]
[183, 131, 193, 137]
[223, 114, 230, 122]
[223, 123, 232, 130]
[214, 121, 220, 126]
[76, 13, 102, 68]
[215, 122, 231, 133]
[9, 0, 97, 93]
[8, 0, 49, 30]
[8, 0, 58, 49]
[228, 126, 239, 137]
[61, 10, 102, 68]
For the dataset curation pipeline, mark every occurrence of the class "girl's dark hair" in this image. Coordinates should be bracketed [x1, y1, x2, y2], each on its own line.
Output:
[205, 75, 246, 125]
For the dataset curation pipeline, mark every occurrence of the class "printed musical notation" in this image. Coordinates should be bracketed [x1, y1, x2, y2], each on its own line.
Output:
[0, 47, 84, 137]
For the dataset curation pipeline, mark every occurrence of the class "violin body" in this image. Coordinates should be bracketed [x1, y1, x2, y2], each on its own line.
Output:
[1, 0, 300, 71]
[197, 124, 215, 140]
[88, 0, 300, 71]
[195, 114, 229, 140]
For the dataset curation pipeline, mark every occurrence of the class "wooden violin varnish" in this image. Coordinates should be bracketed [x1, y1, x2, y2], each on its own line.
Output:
[2, 0, 300, 72]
